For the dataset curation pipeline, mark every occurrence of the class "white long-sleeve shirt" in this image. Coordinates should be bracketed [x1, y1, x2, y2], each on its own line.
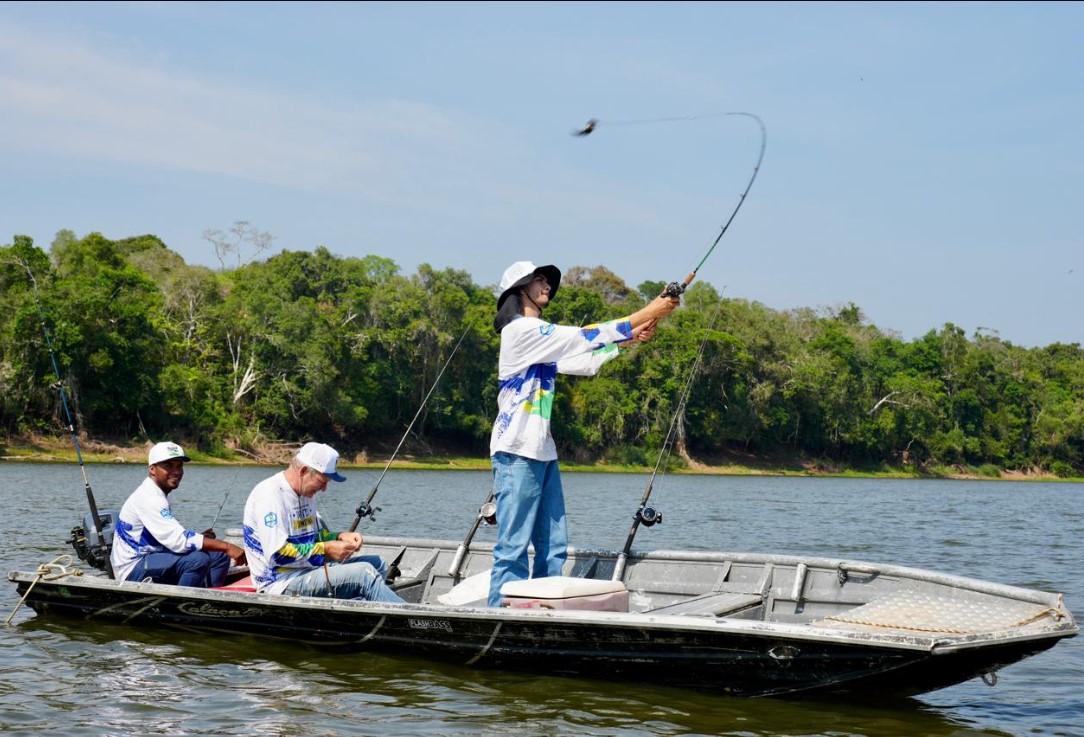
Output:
[489, 316, 632, 461]
[242, 471, 336, 593]
[111, 477, 204, 582]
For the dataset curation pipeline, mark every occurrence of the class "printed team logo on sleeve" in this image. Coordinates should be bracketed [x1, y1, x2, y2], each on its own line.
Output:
[160, 508, 173, 519]
[263, 511, 278, 528]
[538, 323, 555, 337]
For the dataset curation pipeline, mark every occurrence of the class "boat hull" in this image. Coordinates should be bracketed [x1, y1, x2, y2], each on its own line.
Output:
[10, 535, 1076, 699]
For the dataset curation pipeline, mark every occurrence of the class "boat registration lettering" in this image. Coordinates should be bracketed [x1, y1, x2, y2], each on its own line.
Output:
[408, 618, 453, 632]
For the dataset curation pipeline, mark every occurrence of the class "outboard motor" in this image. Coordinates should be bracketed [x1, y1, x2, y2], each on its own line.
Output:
[68, 509, 118, 572]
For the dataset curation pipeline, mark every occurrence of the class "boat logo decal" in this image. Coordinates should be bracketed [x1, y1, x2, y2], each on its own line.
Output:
[178, 602, 263, 618]
[408, 618, 453, 632]
[263, 511, 278, 528]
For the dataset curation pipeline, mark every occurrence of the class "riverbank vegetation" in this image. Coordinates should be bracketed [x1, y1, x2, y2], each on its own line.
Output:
[2, 229, 1082, 480]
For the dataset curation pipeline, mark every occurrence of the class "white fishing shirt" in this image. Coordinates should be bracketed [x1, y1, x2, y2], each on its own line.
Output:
[243, 471, 336, 594]
[110, 476, 204, 582]
[489, 316, 632, 461]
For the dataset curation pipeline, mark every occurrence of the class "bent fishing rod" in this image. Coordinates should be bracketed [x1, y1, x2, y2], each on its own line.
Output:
[574, 111, 766, 298]
[612, 301, 724, 582]
[20, 261, 116, 579]
[347, 321, 474, 533]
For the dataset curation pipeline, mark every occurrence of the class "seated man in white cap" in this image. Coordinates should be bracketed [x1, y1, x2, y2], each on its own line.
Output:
[242, 442, 404, 603]
[111, 441, 246, 586]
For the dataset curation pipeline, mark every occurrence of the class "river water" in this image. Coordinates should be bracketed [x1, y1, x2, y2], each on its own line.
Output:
[2, 463, 1081, 736]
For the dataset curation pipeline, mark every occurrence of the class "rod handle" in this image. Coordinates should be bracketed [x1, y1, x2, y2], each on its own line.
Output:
[448, 545, 468, 579]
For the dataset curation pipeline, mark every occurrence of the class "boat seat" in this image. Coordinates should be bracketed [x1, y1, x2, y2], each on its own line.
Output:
[647, 590, 763, 617]
[213, 575, 257, 593]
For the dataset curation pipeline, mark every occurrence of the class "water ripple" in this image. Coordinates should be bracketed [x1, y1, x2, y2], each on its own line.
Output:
[2, 467, 1081, 736]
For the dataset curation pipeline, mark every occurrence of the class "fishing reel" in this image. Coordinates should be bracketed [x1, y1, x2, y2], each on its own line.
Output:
[479, 501, 497, 526]
[662, 281, 688, 298]
[636, 505, 663, 527]
[355, 501, 381, 522]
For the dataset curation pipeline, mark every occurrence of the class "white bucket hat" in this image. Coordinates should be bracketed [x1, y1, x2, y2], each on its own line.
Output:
[496, 261, 561, 310]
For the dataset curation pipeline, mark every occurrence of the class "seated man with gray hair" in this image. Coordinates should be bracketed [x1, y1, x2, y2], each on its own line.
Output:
[242, 442, 403, 603]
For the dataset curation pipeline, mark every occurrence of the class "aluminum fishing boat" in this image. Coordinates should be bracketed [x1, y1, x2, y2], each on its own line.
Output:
[8, 516, 1077, 698]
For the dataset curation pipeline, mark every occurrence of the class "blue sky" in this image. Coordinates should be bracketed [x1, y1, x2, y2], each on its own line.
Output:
[1, 1, 1080, 347]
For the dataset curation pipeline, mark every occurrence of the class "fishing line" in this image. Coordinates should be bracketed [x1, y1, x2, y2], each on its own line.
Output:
[572, 112, 738, 135]
[612, 299, 726, 582]
[573, 111, 767, 298]
[347, 320, 475, 532]
[17, 260, 116, 579]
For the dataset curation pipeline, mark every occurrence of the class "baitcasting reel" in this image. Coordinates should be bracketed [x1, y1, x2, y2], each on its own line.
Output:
[662, 281, 688, 298]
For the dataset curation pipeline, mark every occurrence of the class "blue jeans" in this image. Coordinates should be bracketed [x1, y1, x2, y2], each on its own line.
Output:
[488, 452, 568, 607]
[281, 555, 405, 604]
[129, 550, 231, 588]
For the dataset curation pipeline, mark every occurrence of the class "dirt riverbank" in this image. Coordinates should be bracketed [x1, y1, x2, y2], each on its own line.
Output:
[1, 433, 1071, 481]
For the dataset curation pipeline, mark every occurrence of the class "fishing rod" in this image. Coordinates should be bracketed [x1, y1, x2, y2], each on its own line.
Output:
[612, 301, 725, 582]
[205, 488, 231, 535]
[202, 465, 244, 537]
[447, 489, 497, 583]
[574, 111, 767, 298]
[19, 261, 116, 579]
[347, 321, 474, 532]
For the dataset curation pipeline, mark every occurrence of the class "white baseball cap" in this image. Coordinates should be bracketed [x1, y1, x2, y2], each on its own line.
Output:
[296, 442, 346, 482]
[148, 441, 191, 466]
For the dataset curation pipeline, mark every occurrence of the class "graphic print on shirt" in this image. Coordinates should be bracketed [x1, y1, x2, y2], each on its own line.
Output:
[114, 518, 147, 553]
[494, 362, 557, 439]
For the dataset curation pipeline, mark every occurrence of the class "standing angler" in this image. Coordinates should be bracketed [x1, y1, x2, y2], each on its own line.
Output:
[487, 261, 679, 607]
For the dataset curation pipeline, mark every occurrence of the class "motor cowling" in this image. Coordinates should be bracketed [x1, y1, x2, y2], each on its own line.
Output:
[67, 510, 118, 572]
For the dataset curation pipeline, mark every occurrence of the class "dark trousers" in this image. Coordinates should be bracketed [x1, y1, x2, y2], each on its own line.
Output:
[128, 550, 231, 587]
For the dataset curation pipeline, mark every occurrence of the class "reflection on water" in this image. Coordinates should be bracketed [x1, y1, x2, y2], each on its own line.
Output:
[2, 465, 1081, 736]
[9, 618, 1013, 737]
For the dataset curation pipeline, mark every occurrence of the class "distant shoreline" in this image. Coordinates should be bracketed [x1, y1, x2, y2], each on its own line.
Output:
[2, 433, 1077, 482]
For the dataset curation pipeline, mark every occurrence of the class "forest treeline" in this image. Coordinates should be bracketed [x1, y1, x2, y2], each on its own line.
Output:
[1, 231, 1082, 477]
